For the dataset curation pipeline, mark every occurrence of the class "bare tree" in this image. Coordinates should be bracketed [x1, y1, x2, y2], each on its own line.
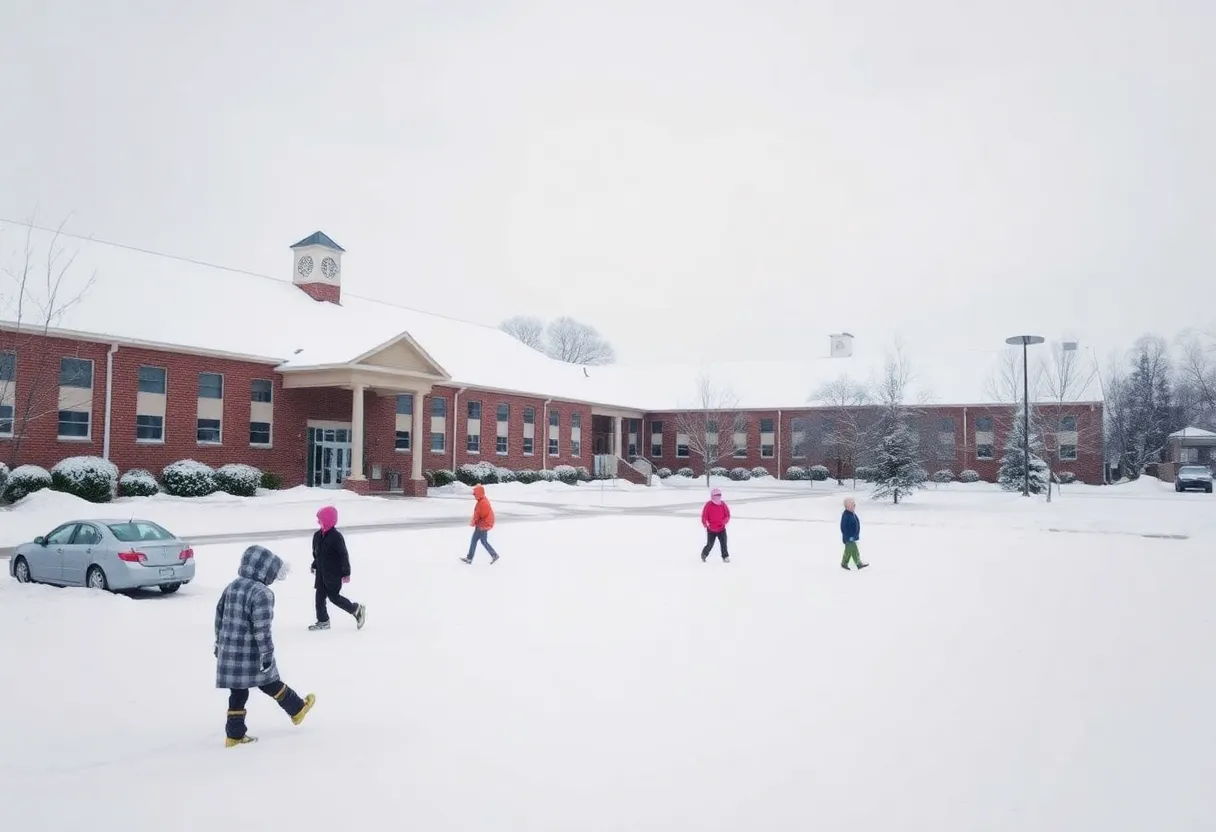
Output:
[874, 340, 915, 419]
[811, 374, 873, 485]
[0, 217, 96, 465]
[499, 315, 546, 351]
[1176, 329, 1216, 425]
[674, 372, 749, 485]
[1036, 343, 1100, 500]
[544, 316, 616, 365]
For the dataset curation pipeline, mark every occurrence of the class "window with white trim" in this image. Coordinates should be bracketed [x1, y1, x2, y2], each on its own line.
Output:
[975, 416, 995, 460]
[496, 403, 510, 454]
[548, 408, 560, 456]
[522, 406, 535, 455]
[650, 420, 663, 457]
[430, 396, 447, 452]
[570, 412, 582, 457]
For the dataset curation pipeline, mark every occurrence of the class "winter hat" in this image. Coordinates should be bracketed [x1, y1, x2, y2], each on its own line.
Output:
[317, 505, 338, 532]
[710, 488, 723, 503]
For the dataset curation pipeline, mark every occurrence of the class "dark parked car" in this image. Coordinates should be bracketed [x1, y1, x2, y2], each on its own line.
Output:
[1175, 465, 1213, 493]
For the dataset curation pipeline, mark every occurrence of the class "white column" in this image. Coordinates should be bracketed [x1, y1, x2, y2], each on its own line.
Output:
[349, 384, 366, 481]
[411, 391, 425, 481]
[613, 415, 623, 458]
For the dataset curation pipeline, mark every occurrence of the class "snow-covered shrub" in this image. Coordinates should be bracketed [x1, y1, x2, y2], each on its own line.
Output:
[51, 456, 119, 503]
[784, 466, 810, 481]
[575, 466, 592, 482]
[677, 467, 695, 478]
[161, 460, 218, 497]
[514, 469, 540, 484]
[1057, 471, 1077, 485]
[854, 466, 876, 483]
[728, 467, 752, 481]
[710, 466, 729, 478]
[215, 463, 262, 497]
[119, 468, 160, 497]
[3, 464, 52, 503]
[553, 464, 579, 485]
[809, 465, 830, 481]
[932, 469, 955, 484]
[457, 461, 500, 486]
[260, 471, 283, 490]
[537, 469, 557, 482]
[750, 466, 771, 479]
[428, 469, 457, 487]
[958, 469, 981, 483]
[0, 461, 9, 496]
[496, 467, 517, 483]
[656, 467, 673, 479]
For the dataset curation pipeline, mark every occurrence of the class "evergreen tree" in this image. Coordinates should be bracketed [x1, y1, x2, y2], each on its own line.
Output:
[871, 419, 927, 503]
[998, 408, 1050, 493]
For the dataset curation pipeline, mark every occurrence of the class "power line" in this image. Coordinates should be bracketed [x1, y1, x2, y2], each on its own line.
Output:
[0, 217, 506, 333]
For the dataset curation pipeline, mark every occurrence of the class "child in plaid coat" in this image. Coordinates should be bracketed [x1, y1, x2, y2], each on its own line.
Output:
[214, 545, 316, 747]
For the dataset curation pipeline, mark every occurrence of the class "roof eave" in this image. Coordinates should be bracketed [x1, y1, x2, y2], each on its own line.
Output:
[0, 321, 286, 365]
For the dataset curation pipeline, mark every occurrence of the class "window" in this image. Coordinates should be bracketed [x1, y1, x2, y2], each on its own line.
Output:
[1059, 444, 1078, 461]
[974, 415, 995, 460]
[790, 417, 809, 459]
[937, 417, 956, 460]
[430, 396, 447, 453]
[733, 430, 748, 458]
[759, 418, 774, 433]
[60, 357, 93, 388]
[58, 410, 90, 439]
[467, 400, 482, 420]
[197, 418, 222, 443]
[431, 397, 447, 418]
[395, 394, 414, 451]
[137, 365, 166, 394]
[198, 372, 223, 399]
[548, 408, 560, 456]
[523, 406, 535, 455]
[0, 404, 12, 436]
[108, 521, 173, 543]
[676, 433, 690, 457]
[1059, 415, 1077, 432]
[627, 418, 639, 459]
[467, 431, 481, 453]
[431, 431, 446, 453]
[136, 414, 164, 442]
[45, 524, 79, 546]
[251, 379, 273, 403]
[74, 524, 102, 546]
[760, 417, 775, 458]
[496, 403, 510, 454]
[0, 350, 14, 382]
[571, 412, 582, 457]
[650, 420, 663, 457]
[250, 421, 272, 446]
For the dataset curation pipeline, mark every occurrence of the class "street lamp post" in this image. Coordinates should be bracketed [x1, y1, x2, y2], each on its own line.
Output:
[1005, 335, 1046, 496]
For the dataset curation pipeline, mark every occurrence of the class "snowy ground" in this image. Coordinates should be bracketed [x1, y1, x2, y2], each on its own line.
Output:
[2, 480, 1214, 830]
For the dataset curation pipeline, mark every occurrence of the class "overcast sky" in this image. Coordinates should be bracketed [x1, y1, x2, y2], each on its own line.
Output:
[1, 0, 1212, 365]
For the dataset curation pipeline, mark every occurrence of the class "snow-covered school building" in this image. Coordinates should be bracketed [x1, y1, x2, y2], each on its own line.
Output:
[0, 227, 1106, 494]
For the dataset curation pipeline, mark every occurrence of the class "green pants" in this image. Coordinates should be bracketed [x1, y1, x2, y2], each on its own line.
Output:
[842, 541, 862, 567]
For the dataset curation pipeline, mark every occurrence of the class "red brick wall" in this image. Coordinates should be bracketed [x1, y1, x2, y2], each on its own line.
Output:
[637, 403, 1105, 484]
[297, 282, 340, 304]
[2, 328, 1105, 488]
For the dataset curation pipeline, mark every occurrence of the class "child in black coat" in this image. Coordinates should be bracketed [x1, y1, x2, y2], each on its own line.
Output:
[308, 505, 367, 631]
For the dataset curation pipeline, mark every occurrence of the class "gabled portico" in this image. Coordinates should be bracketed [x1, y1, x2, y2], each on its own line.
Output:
[277, 332, 450, 496]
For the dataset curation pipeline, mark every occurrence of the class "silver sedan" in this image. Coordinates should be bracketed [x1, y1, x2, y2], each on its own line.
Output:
[9, 518, 197, 594]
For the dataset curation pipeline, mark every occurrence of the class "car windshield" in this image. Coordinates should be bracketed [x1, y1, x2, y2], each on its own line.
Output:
[106, 521, 176, 543]
[1180, 466, 1210, 476]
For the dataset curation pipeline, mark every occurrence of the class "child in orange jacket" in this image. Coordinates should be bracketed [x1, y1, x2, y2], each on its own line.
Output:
[461, 484, 500, 565]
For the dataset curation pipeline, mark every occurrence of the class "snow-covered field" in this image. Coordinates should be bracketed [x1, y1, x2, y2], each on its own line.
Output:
[1, 480, 1214, 830]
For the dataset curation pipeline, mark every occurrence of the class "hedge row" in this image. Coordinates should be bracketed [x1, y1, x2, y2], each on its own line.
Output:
[425, 462, 595, 487]
[0, 456, 285, 504]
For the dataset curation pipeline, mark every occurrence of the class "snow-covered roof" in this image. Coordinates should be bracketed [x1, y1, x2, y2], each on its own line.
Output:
[1169, 427, 1216, 439]
[0, 222, 1103, 412]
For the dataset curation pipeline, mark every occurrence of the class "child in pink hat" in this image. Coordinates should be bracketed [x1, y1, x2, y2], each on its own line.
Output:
[700, 487, 732, 562]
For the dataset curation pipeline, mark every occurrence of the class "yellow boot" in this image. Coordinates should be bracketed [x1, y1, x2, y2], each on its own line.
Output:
[225, 735, 258, 748]
[292, 693, 316, 726]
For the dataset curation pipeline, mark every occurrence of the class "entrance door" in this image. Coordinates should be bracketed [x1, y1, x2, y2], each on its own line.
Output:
[308, 427, 352, 488]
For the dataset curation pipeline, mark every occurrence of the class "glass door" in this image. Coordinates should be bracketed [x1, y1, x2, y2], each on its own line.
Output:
[307, 427, 352, 488]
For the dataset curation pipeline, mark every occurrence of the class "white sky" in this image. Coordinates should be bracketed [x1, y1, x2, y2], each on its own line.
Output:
[1, 0, 1213, 365]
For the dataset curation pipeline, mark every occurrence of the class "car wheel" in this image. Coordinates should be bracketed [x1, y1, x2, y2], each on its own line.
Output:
[86, 565, 110, 591]
[159, 583, 182, 595]
[13, 557, 32, 584]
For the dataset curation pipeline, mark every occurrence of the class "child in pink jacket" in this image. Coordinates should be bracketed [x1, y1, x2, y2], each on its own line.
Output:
[700, 487, 731, 563]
